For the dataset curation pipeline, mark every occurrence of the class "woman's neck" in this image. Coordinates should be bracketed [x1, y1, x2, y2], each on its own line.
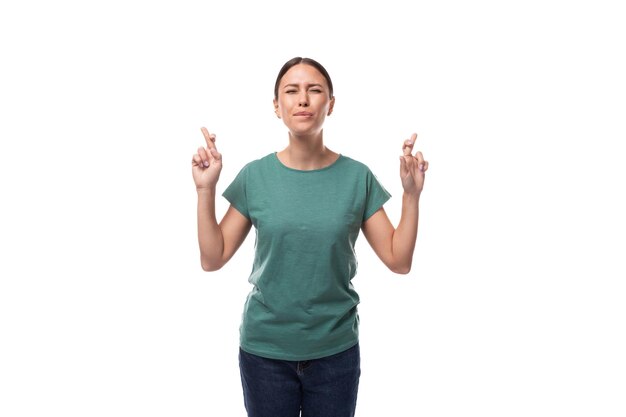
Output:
[277, 131, 339, 171]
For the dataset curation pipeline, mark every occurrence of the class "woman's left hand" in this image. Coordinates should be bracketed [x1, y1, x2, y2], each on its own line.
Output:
[399, 133, 429, 196]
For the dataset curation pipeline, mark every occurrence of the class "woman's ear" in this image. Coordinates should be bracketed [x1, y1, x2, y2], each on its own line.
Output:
[273, 99, 280, 118]
[328, 96, 335, 116]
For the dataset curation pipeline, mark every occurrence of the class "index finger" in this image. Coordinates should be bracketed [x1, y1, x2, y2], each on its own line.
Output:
[201, 127, 216, 149]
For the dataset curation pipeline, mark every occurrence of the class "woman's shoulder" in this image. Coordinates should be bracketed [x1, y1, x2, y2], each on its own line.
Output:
[337, 154, 374, 174]
[237, 153, 276, 172]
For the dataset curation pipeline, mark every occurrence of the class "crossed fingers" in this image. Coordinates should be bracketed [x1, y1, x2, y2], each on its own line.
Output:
[193, 127, 221, 168]
[402, 133, 428, 172]
[201, 127, 216, 150]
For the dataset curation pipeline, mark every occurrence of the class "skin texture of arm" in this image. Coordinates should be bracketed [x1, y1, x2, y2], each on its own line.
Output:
[361, 196, 420, 274]
[193, 128, 252, 271]
[196, 192, 251, 271]
[361, 134, 429, 274]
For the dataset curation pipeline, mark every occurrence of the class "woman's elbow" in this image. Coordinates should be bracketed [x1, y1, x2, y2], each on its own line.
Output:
[200, 257, 224, 272]
[387, 258, 412, 275]
[390, 264, 412, 275]
[201, 264, 220, 272]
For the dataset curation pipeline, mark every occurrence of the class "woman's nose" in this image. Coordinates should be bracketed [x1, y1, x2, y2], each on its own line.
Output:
[298, 93, 309, 106]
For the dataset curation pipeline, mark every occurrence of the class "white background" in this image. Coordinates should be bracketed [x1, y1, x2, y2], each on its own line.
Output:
[1, 0, 625, 416]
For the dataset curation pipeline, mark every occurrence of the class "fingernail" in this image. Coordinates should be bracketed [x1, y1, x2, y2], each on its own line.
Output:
[419, 163, 424, 171]
[203, 161, 209, 167]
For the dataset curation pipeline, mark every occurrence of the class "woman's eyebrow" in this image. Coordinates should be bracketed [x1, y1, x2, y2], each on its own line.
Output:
[283, 83, 324, 89]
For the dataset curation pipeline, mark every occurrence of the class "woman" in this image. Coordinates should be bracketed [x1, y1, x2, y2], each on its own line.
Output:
[192, 57, 428, 417]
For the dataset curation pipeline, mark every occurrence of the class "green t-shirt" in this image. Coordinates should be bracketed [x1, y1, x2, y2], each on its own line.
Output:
[223, 153, 391, 361]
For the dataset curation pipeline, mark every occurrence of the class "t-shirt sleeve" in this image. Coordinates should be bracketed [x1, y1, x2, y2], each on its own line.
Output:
[363, 168, 391, 221]
[222, 164, 251, 219]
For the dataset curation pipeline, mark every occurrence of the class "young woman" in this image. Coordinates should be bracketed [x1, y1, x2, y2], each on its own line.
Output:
[192, 57, 428, 417]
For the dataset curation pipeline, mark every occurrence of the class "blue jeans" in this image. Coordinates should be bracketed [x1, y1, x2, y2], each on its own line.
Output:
[239, 343, 361, 417]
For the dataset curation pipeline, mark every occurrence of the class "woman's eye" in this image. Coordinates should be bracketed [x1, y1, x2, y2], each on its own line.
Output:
[285, 90, 297, 94]
[310, 89, 322, 93]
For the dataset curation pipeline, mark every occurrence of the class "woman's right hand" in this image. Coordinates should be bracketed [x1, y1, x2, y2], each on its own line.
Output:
[192, 127, 223, 191]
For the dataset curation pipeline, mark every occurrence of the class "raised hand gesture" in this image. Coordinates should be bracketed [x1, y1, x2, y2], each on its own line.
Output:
[399, 133, 429, 196]
[192, 127, 223, 191]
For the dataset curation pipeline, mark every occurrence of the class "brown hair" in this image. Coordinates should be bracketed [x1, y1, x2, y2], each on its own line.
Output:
[273, 57, 334, 100]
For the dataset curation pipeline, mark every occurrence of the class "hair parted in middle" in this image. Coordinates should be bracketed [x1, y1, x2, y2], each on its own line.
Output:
[273, 57, 334, 100]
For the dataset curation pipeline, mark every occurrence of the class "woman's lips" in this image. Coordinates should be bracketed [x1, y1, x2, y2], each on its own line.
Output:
[294, 112, 313, 116]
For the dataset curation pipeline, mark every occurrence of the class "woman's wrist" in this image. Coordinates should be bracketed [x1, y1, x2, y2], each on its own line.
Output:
[196, 185, 217, 196]
[402, 190, 421, 202]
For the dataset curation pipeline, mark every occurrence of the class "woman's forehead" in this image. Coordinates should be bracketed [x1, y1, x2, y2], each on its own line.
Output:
[280, 64, 326, 85]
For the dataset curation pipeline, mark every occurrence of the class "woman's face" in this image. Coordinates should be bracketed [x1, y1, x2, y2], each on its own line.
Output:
[273, 64, 335, 137]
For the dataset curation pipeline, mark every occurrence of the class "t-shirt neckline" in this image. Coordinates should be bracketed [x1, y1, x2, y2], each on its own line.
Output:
[272, 152, 343, 173]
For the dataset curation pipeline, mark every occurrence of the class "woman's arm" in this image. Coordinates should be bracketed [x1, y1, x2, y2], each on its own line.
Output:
[193, 128, 252, 271]
[361, 197, 419, 274]
[361, 133, 428, 274]
[197, 193, 251, 271]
